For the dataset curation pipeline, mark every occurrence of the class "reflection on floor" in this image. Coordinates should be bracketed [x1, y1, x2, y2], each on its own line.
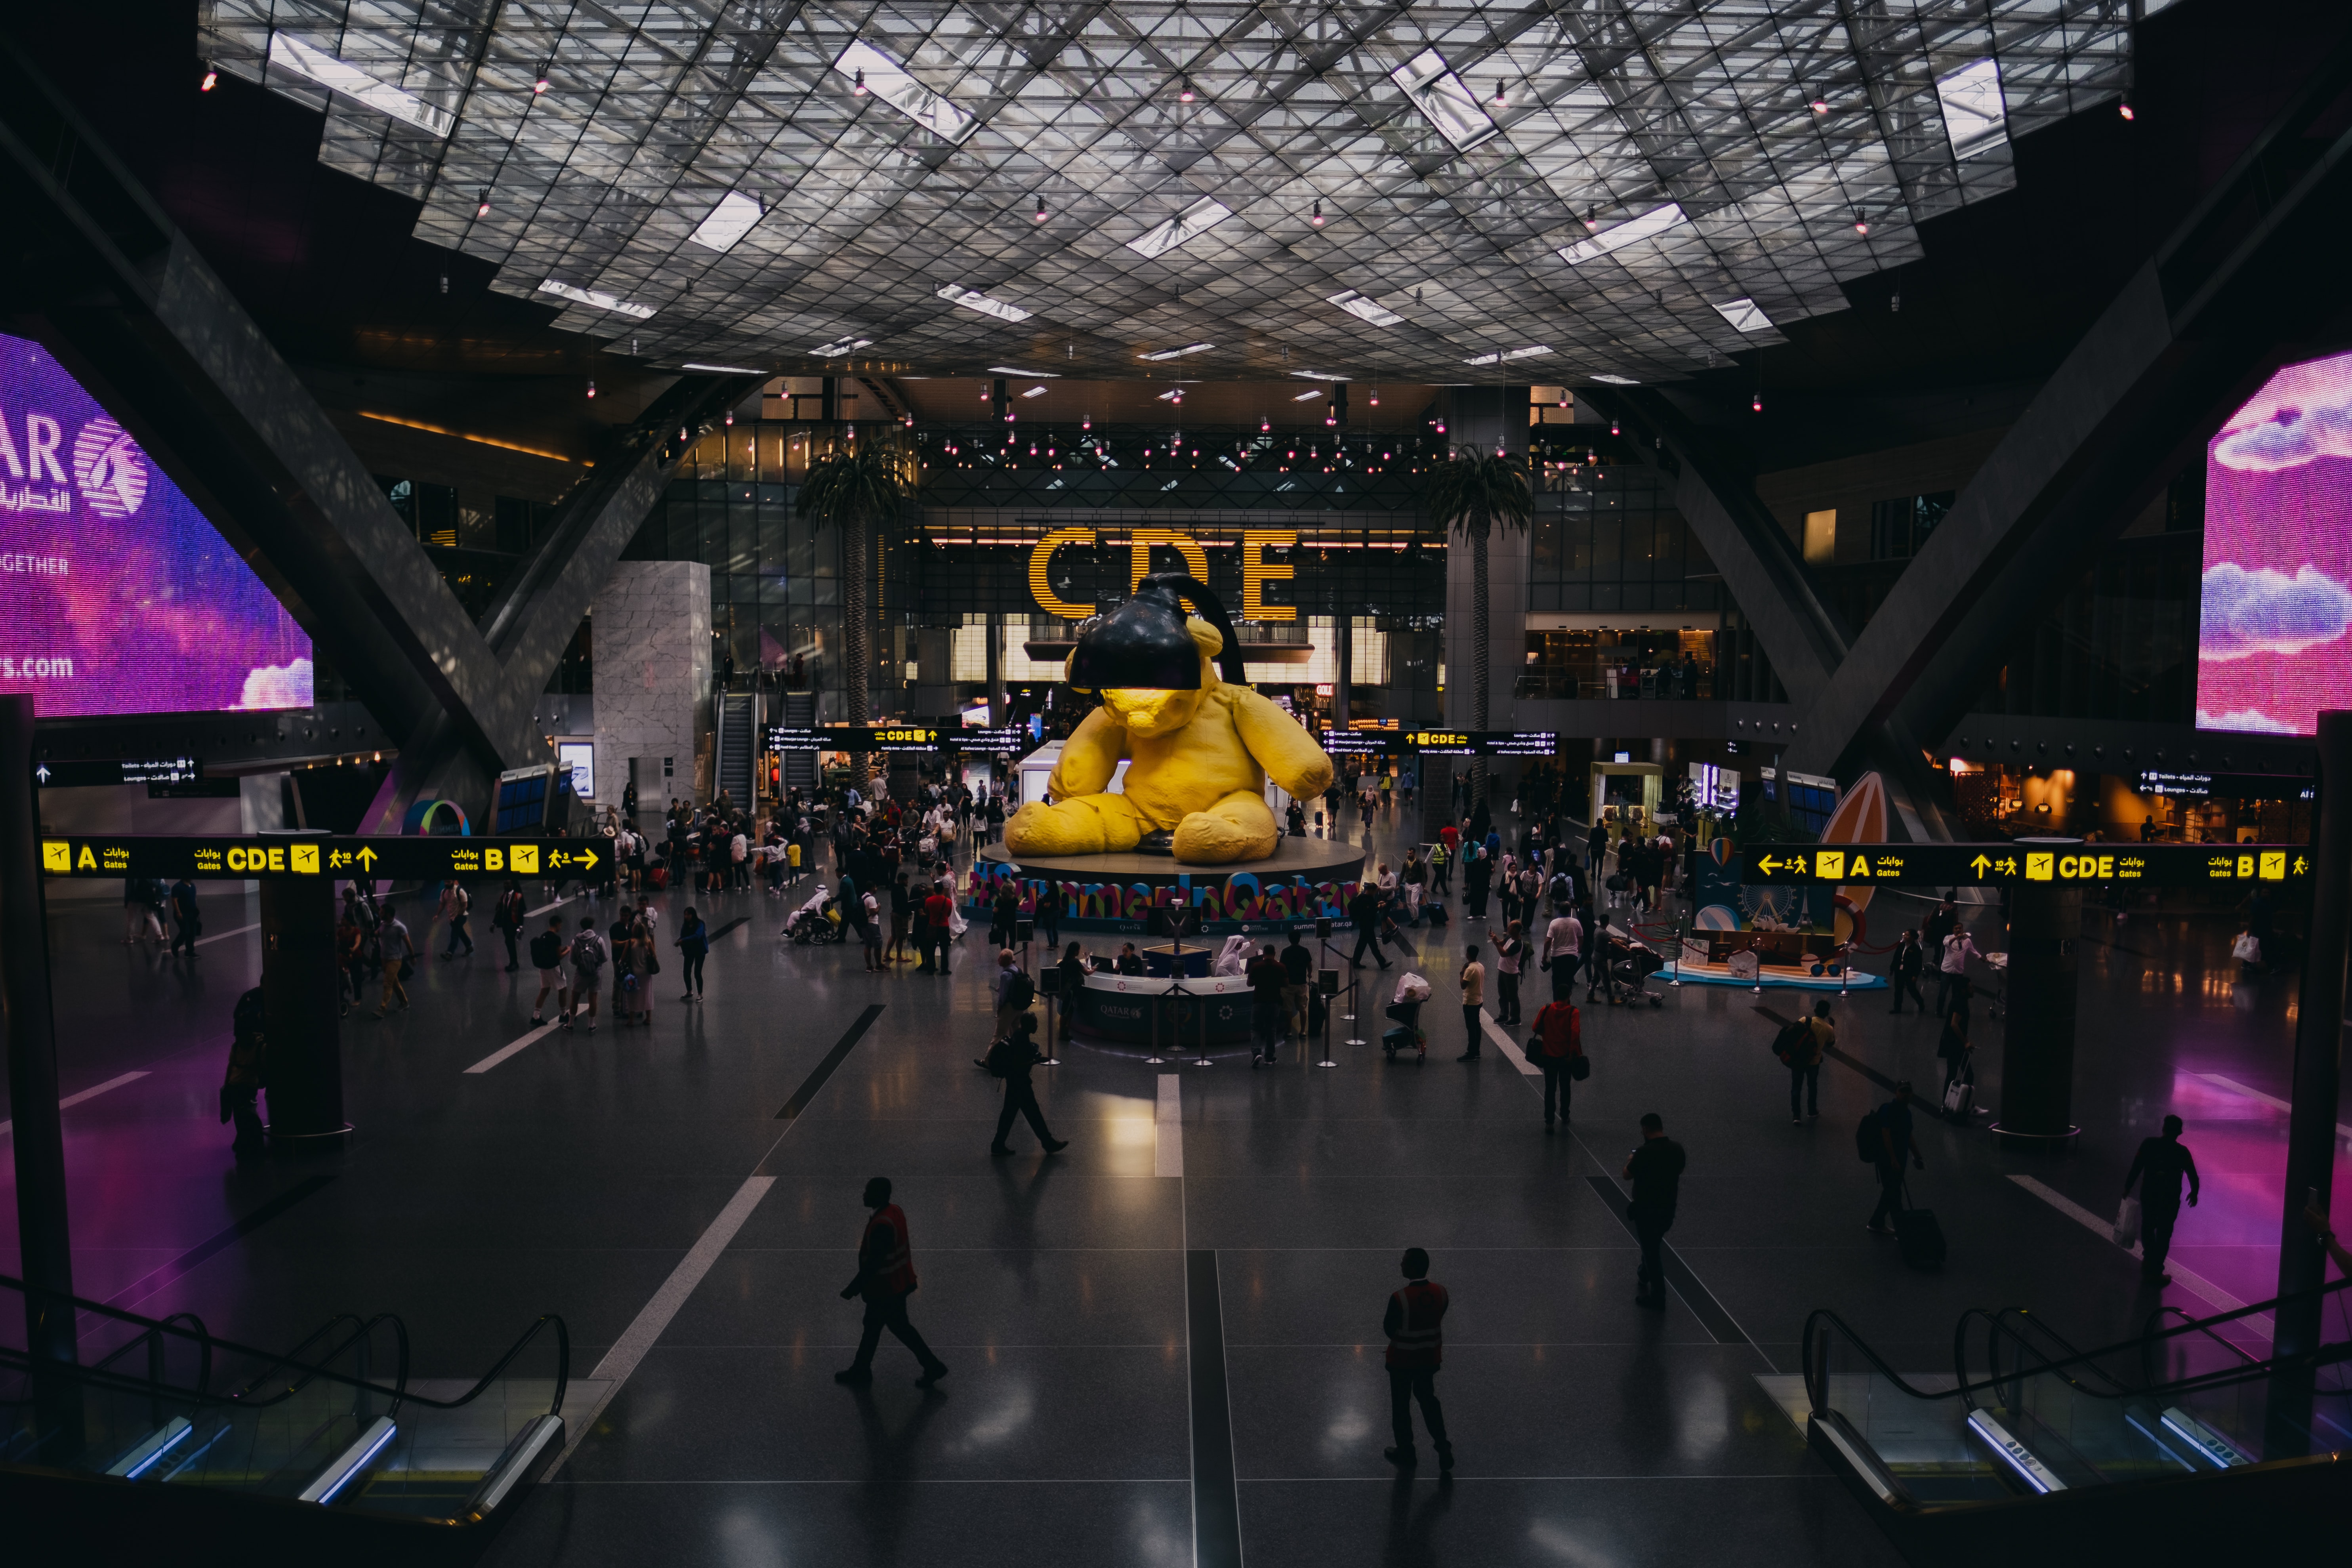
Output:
[3, 808, 2344, 1566]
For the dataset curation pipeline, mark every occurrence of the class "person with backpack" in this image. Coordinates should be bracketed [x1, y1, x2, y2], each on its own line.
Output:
[221, 987, 269, 1160]
[1623, 1113, 1687, 1309]
[1777, 1000, 1833, 1123]
[986, 1012, 1066, 1156]
[491, 879, 527, 971]
[565, 920, 607, 1032]
[1864, 1083, 1925, 1236]
[1527, 993, 1583, 1130]
[1540, 904, 1582, 1002]
[528, 916, 571, 1024]
[676, 908, 710, 1001]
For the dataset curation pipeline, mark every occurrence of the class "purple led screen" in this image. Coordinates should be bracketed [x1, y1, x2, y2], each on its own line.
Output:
[2198, 348, 2352, 736]
[0, 332, 310, 717]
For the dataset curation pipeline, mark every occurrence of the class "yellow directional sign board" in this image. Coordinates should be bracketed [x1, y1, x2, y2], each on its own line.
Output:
[37, 835, 611, 881]
[1740, 843, 2310, 888]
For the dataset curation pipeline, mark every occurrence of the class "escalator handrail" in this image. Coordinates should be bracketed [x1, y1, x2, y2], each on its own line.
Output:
[0, 1272, 563, 1420]
[2141, 1302, 2264, 1389]
[1953, 1306, 2138, 1412]
[1802, 1286, 2352, 1418]
[224, 1313, 404, 1409]
[86, 1310, 214, 1396]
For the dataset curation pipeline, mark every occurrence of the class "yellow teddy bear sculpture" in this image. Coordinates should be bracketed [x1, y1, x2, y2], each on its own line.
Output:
[1006, 616, 1335, 864]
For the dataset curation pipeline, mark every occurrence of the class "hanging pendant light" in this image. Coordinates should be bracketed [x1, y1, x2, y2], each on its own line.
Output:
[852, 68, 867, 96]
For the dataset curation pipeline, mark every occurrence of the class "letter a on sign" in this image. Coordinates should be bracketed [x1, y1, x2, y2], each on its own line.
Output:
[77, 845, 96, 870]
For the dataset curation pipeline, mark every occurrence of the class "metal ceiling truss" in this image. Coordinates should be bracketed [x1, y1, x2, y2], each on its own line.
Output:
[202, 0, 2136, 383]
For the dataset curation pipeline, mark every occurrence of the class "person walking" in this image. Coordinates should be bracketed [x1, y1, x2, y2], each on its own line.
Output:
[986, 1013, 1066, 1155]
[1888, 930, 1927, 1014]
[1623, 1112, 1687, 1309]
[438, 878, 475, 958]
[919, 881, 956, 976]
[1381, 1247, 1454, 1473]
[169, 875, 201, 958]
[374, 902, 417, 1017]
[337, 897, 368, 1017]
[1464, 843, 1491, 921]
[1456, 944, 1485, 1062]
[124, 876, 164, 944]
[677, 907, 710, 1001]
[1528, 993, 1582, 1131]
[885, 872, 914, 964]
[1787, 999, 1832, 1123]
[1541, 903, 1582, 1001]
[835, 1176, 951, 1387]
[1248, 942, 1289, 1067]
[1347, 883, 1391, 971]
[989, 949, 1033, 1046]
[2125, 1115, 2201, 1286]
[1490, 921, 1526, 1026]
[1934, 925, 1981, 1016]
[221, 986, 268, 1161]
[1935, 979, 1974, 1097]
[493, 880, 527, 971]
[1866, 1083, 1925, 1236]
[858, 883, 885, 972]
[528, 916, 571, 1024]
[565, 919, 607, 1032]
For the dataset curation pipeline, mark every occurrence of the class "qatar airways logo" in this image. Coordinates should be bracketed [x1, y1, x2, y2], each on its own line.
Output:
[0, 409, 147, 519]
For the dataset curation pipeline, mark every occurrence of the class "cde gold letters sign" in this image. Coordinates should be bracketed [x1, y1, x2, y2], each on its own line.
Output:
[1028, 527, 1297, 621]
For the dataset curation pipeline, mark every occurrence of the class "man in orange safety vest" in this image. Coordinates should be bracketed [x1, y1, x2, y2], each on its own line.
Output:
[836, 1175, 950, 1387]
[1382, 1246, 1454, 1471]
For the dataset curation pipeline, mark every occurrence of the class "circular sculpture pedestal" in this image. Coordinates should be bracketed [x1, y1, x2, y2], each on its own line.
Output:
[977, 836, 1368, 933]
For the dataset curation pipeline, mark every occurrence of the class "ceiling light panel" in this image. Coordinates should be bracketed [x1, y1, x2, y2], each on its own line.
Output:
[1712, 299, 1776, 334]
[538, 279, 657, 320]
[1291, 389, 1327, 402]
[199, 3, 2139, 380]
[1020, 385, 1048, 398]
[988, 367, 1060, 376]
[1138, 344, 1217, 362]
[813, 336, 875, 357]
[1463, 346, 1553, 366]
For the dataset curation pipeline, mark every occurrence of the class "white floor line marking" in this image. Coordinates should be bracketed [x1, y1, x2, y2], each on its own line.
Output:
[1479, 1009, 1540, 1075]
[1155, 1073, 1183, 1177]
[555, 1174, 775, 1471]
[2195, 1073, 2352, 1142]
[525, 896, 576, 918]
[2007, 1174, 2265, 1331]
[193, 922, 261, 947]
[0, 1070, 150, 1137]
[463, 1022, 563, 1075]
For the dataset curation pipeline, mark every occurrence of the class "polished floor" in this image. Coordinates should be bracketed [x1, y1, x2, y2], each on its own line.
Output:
[4, 811, 2346, 1566]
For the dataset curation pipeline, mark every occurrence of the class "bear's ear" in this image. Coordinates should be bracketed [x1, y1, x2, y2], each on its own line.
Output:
[1063, 649, 1092, 693]
[1185, 616, 1223, 690]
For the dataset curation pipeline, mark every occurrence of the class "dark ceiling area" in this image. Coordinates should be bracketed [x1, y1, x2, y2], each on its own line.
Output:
[10, 0, 2350, 475]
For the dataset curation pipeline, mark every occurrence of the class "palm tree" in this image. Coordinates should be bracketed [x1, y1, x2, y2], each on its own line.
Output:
[1423, 445, 1532, 803]
[797, 433, 910, 732]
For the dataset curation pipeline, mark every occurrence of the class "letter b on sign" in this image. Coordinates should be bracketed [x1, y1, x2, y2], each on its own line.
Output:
[486, 847, 505, 872]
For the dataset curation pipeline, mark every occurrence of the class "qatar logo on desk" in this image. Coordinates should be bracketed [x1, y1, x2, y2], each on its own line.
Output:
[71, 416, 147, 520]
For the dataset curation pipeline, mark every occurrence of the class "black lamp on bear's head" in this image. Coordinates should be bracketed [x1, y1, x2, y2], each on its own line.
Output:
[1067, 573, 1250, 691]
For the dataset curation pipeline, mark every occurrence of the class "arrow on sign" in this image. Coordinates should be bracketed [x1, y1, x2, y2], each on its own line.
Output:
[1756, 855, 1784, 876]
[1970, 855, 1992, 877]
[577, 849, 598, 870]
[33, 763, 49, 783]
[355, 847, 378, 870]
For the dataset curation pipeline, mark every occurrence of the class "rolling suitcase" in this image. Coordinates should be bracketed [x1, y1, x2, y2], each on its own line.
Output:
[1942, 1068, 1974, 1122]
[1895, 1185, 1945, 1270]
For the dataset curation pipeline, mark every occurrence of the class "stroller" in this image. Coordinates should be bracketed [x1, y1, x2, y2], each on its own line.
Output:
[1382, 972, 1431, 1063]
[782, 885, 845, 945]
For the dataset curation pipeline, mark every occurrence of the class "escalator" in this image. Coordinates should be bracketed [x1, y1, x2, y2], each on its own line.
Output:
[779, 691, 817, 794]
[0, 1272, 568, 1565]
[714, 690, 759, 806]
[1803, 1278, 2352, 1565]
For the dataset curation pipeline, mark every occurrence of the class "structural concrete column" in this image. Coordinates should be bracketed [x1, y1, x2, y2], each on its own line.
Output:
[260, 864, 347, 1145]
[1991, 855, 2081, 1148]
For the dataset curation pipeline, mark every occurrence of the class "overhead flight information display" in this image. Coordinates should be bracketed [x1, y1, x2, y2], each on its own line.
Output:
[1739, 842, 2312, 889]
[767, 725, 1031, 754]
[39, 835, 612, 881]
[1320, 729, 1558, 757]
[0, 332, 313, 717]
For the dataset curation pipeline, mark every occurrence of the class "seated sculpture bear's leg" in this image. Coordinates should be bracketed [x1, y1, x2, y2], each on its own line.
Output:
[1005, 792, 1153, 856]
[1171, 788, 1279, 864]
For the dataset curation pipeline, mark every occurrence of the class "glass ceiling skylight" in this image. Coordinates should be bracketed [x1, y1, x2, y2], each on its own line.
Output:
[1936, 58, 2011, 160]
[1127, 198, 1232, 261]
[538, 279, 656, 320]
[1559, 204, 1689, 267]
[1389, 50, 1499, 153]
[688, 191, 764, 254]
[1329, 290, 1403, 328]
[1713, 299, 1775, 334]
[267, 33, 453, 137]
[833, 40, 976, 145]
[937, 285, 1032, 323]
[204, 2, 2136, 384]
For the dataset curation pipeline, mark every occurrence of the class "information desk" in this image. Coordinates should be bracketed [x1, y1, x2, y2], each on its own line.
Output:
[1066, 972, 1255, 1051]
[1141, 944, 1213, 979]
[1687, 929, 1838, 967]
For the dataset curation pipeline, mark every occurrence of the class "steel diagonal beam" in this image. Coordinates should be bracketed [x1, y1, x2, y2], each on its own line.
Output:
[1784, 29, 2352, 793]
